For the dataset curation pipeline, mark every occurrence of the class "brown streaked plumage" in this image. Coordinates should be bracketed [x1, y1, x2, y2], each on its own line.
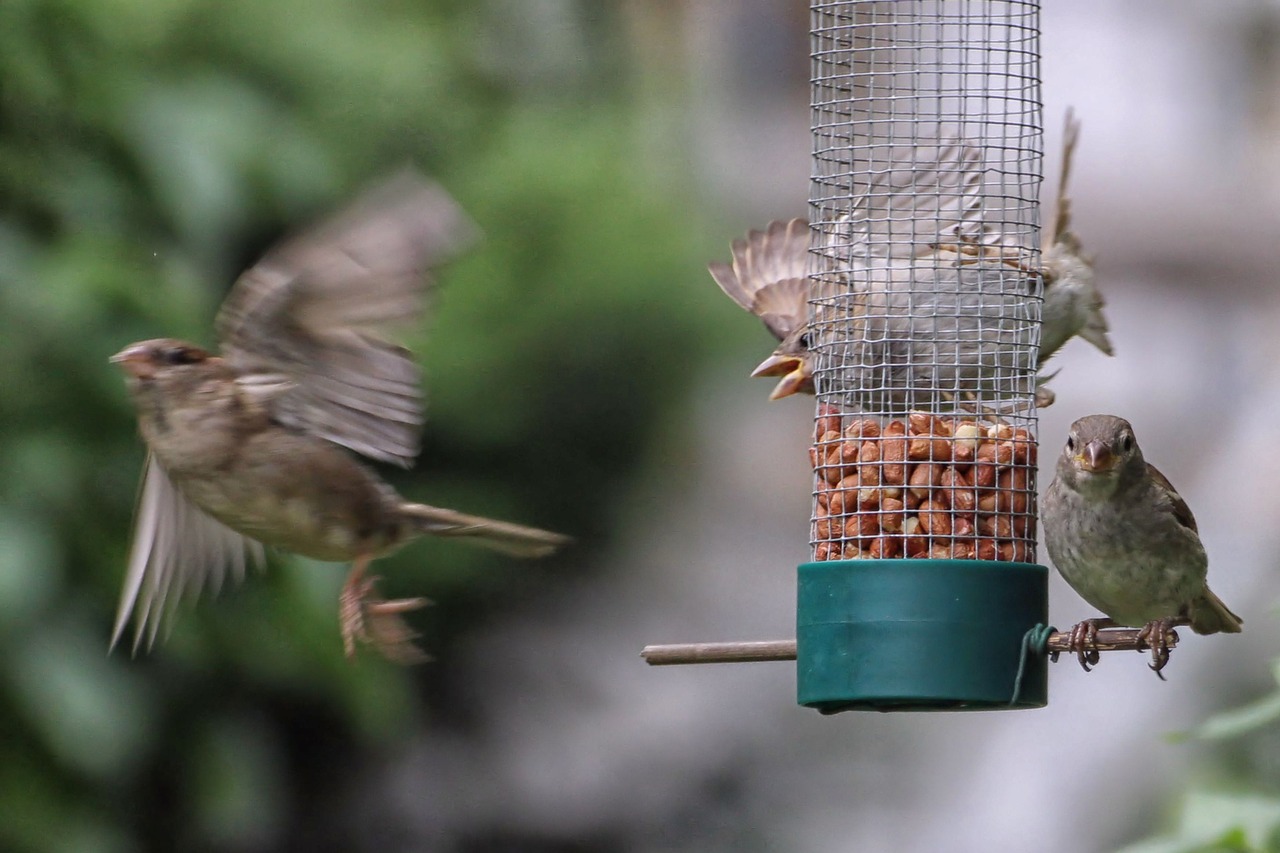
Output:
[111, 173, 570, 664]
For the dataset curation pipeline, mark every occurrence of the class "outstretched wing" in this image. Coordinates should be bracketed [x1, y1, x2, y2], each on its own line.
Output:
[111, 454, 265, 653]
[216, 171, 477, 467]
[1047, 108, 1082, 252]
[843, 138, 987, 259]
[708, 218, 811, 341]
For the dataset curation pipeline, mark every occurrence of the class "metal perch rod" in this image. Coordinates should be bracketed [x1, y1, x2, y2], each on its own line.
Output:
[640, 627, 1178, 666]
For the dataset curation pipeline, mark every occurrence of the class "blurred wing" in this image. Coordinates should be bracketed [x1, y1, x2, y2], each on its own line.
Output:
[752, 277, 811, 342]
[1047, 108, 1081, 251]
[111, 454, 265, 653]
[708, 218, 810, 338]
[1147, 462, 1199, 534]
[847, 138, 987, 259]
[216, 171, 478, 467]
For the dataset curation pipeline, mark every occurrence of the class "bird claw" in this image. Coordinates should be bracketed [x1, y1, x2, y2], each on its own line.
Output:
[931, 235, 1038, 275]
[1065, 619, 1103, 672]
[1135, 620, 1178, 680]
[339, 573, 432, 665]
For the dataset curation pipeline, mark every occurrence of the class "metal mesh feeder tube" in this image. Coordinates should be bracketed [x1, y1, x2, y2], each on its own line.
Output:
[797, 0, 1048, 711]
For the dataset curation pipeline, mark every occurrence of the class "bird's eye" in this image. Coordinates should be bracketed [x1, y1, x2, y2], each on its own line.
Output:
[798, 332, 812, 350]
[1065, 435, 1075, 452]
[1121, 433, 1134, 453]
[159, 346, 203, 366]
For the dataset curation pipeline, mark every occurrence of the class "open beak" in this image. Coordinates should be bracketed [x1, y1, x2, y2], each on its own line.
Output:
[751, 353, 811, 400]
[1077, 440, 1114, 473]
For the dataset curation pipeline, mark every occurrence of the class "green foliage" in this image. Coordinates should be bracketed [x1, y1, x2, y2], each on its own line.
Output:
[1131, 661, 1280, 851]
[1119, 791, 1280, 853]
[1182, 661, 1280, 743]
[0, 1, 724, 849]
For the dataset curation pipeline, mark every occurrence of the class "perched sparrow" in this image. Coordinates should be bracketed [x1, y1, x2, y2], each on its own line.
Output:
[111, 173, 570, 663]
[710, 118, 1112, 408]
[1042, 415, 1241, 675]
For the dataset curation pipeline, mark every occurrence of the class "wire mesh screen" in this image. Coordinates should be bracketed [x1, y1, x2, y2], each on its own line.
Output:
[808, 0, 1042, 563]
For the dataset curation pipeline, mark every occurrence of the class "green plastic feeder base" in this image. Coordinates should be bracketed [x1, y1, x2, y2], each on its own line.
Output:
[797, 559, 1048, 713]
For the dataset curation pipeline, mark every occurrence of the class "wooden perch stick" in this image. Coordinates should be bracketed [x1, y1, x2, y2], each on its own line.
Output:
[1045, 626, 1178, 656]
[641, 627, 1178, 666]
[641, 640, 801, 665]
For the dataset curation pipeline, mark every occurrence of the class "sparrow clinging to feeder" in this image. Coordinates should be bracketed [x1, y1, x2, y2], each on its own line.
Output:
[709, 115, 1113, 408]
[1042, 414, 1241, 676]
[110, 172, 570, 664]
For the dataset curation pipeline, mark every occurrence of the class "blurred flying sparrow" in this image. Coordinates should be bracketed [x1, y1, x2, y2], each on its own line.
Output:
[1042, 414, 1241, 675]
[709, 114, 1112, 409]
[111, 173, 570, 663]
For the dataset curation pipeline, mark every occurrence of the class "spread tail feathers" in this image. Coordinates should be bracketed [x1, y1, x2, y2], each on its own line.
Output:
[399, 503, 570, 558]
[1190, 586, 1243, 635]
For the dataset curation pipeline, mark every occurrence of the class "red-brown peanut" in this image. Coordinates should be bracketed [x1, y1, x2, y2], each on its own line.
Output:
[814, 541, 838, 561]
[908, 412, 953, 437]
[999, 541, 1033, 562]
[995, 467, 1030, 514]
[868, 537, 901, 559]
[935, 467, 971, 510]
[825, 489, 847, 516]
[879, 497, 906, 533]
[977, 490, 998, 513]
[843, 418, 880, 440]
[917, 500, 953, 536]
[908, 462, 942, 499]
[879, 435, 909, 485]
[907, 435, 952, 462]
[815, 405, 842, 441]
[977, 514, 1014, 540]
[844, 512, 880, 541]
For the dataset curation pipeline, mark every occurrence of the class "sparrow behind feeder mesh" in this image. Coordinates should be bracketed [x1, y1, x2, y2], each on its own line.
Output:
[709, 115, 1112, 408]
[111, 172, 570, 664]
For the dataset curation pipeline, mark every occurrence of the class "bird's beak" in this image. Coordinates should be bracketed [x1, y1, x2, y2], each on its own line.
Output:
[1077, 440, 1115, 473]
[751, 354, 811, 400]
[110, 344, 155, 379]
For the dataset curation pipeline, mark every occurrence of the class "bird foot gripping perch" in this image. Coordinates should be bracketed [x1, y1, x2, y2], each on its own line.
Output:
[1053, 621, 1181, 677]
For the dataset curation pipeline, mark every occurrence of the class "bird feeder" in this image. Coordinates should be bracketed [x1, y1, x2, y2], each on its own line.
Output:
[643, 0, 1175, 711]
[800, 0, 1049, 711]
